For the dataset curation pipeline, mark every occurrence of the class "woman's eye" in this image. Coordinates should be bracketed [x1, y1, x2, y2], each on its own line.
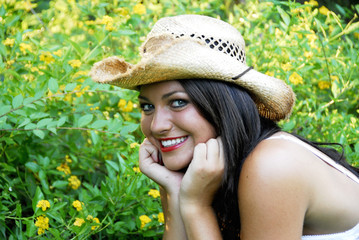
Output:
[171, 99, 188, 108]
[140, 103, 154, 112]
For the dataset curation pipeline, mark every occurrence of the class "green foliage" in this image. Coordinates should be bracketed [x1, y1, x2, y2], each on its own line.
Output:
[0, 0, 358, 239]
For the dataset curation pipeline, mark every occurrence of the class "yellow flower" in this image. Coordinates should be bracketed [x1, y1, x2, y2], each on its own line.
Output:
[330, 75, 339, 82]
[57, 162, 71, 175]
[3, 38, 15, 47]
[53, 49, 62, 57]
[73, 70, 88, 78]
[39, 52, 55, 64]
[15, 0, 37, 11]
[133, 167, 141, 173]
[36, 200, 51, 211]
[130, 142, 139, 148]
[118, 99, 126, 108]
[139, 215, 151, 228]
[68, 175, 81, 190]
[281, 62, 292, 71]
[275, 28, 282, 36]
[68, 59, 82, 68]
[72, 200, 83, 211]
[101, 15, 113, 25]
[133, 3, 146, 15]
[318, 81, 331, 89]
[123, 100, 133, 112]
[304, 51, 313, 59]
[115, 7, 129, 16]
[148, 189, 160, 198]
[65, 155, 72, 163]
[87, 215, 94, 221]
[319, 6, 330, 15]
[304, 0, 318, 6]
[105, 23, 116, 31]
[92, 217, 100, 230]
[35, 215, 49, 235]
[306, 33, 317, 43]
[289, 72, 304, 85]
[158, 212, 164, 223]
[19, 43, 32, 54]
[74, 217, 85, 227]
[265, 71, 274, 77]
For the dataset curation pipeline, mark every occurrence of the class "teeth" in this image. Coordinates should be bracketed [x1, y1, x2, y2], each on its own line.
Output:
[161, 137, 187, 147]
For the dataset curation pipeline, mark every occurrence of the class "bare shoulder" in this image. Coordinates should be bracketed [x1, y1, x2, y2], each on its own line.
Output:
[237, 134, 314, 239]
[240, 134, 315, 187]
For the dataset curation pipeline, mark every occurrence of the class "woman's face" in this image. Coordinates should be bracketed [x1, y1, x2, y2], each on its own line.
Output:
[139, 80, 217, 171]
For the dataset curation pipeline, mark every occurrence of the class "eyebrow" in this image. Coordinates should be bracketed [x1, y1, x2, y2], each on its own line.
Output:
[138, 91, 185, 101]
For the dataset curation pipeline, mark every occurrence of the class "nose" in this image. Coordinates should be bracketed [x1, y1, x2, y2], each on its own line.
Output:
[150, 107, 172, 135]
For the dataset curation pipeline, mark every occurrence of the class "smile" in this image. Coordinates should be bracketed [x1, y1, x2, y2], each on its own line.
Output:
[160, 136, 188, 152]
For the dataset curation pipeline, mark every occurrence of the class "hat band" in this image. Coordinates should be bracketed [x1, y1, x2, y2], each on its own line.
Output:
[232, 66, 253, 80]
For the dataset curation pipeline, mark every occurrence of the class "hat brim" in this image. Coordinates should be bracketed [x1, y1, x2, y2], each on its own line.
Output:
[90, 36, 295, 121]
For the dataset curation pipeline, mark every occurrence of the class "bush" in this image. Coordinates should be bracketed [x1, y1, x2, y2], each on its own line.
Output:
[0, 0, 358, 239]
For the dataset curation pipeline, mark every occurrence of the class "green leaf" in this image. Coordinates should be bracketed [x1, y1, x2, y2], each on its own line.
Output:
[32, 187, 44, 213]
[90, 130, 100, 145]
[33, 129, 45, 139]
[37, 118, 53, 128]
[331, 81, 340, 99]
[48, 127, 57, 134]
[52, 180, 69, 189]
[108, 118, 122, 132]
[48, 228, 62, 240]
[120, 123, 139, 136]
[23, 97, 35, 105]
[12, 94, 23, 109]
[57, 116, 67, 127]
[16, 203, 22, 217]
[67, 40, 83, 55]
[0, 116, 8, 127]
[25, 162, 40, 173]
[346, 21, 359, 34]
[24, 123, 37, 130]
[18, 118, 31, 128]
[90, 119, 107, 129]
[38, 156, 50, 167]
[65, 83, 77, 92]
[0, 105, 11, 116]
[276, 6, 290, 26]
[30, 112, 49, 119]
[78, 114, 93, 127]
[106, 160, 119, 172]
[48, 77, 59, 93]
[25, 219, 37, 237]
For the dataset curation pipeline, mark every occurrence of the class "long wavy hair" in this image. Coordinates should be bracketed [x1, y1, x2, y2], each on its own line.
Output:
[179, 79, 359, 239]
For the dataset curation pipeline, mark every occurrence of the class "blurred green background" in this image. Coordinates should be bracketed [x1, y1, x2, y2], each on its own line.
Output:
[0, 0, 358, 239]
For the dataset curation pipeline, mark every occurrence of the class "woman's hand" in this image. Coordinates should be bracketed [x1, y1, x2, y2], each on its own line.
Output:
[139, 138, 184, 194]
[179, 137, 225, 207]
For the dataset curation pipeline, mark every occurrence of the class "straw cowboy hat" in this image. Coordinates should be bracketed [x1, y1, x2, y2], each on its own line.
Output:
[90, 14, 295, 121]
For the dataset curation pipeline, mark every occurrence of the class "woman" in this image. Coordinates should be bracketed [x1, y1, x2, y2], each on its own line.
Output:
[90, 15, 359, 239]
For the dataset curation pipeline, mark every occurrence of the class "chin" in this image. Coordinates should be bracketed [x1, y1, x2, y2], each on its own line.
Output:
[164, 160, 191, 171]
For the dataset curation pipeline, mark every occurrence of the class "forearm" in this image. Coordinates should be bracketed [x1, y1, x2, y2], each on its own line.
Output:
[160, 187, 188, 240]
[180, 203, 222, 240]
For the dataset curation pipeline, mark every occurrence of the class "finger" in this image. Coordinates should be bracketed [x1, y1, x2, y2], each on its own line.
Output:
[206, 138, 219, 164]
[217, 136, 225, 166]
[192, 143, 207, 165]
[139, 139, 159, 163]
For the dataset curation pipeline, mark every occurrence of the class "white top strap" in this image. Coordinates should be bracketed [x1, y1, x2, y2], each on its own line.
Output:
[266, 134, 359, 185]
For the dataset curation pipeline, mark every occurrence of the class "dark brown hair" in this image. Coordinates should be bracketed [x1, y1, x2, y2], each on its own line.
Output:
[180, 79, 358, 239]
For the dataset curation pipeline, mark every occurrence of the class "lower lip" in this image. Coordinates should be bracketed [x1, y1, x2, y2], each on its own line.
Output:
[161, 138, 188, 152]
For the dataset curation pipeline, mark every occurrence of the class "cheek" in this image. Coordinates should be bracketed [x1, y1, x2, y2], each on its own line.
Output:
[140, 117, 151, 137]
